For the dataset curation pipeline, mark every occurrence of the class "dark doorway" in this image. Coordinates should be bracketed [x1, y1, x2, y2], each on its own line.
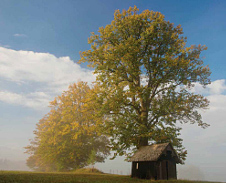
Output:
[166, 161, 168, 180]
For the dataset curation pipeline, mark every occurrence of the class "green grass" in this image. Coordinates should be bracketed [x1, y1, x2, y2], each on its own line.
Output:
[0, 170, 221, 183]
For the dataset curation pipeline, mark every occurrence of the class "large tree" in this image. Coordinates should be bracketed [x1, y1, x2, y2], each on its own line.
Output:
[25, 82, 109, 172]
[80, 7, 211, 161]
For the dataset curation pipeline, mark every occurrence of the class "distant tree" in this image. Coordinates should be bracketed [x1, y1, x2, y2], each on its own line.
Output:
[25, 82, 109, 172]
[87, 149, 96, 171]
[80, 6, 211, 161]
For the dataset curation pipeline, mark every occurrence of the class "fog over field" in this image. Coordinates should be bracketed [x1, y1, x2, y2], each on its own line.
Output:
[0, 149, 219, 181]
[0, 149, 206, 180]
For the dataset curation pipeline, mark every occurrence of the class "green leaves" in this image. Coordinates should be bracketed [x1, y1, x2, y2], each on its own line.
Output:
[80, 7, 211, 161]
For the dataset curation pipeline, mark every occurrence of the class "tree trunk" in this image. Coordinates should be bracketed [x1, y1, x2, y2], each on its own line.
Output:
[138, 106, 149, 149]
[138, 137, 148, 149]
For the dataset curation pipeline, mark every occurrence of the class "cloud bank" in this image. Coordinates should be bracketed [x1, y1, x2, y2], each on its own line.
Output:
[0, 47, 95, 110]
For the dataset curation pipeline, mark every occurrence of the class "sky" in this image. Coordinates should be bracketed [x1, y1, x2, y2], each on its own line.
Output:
[0, 0, 226, 181]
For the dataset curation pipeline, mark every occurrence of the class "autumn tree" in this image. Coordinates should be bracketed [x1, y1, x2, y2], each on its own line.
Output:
[25, 82, 109, 172]
[80, 7, 211, 161]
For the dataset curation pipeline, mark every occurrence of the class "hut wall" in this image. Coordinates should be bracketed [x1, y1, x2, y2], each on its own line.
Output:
[131, 161, 157, 179]
[157, 151, 177, 180]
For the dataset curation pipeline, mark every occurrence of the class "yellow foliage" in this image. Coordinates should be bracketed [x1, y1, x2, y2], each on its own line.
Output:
[25, 81, 109, 172]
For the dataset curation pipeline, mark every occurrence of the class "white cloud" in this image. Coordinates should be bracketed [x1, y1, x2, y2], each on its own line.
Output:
[0, 91, 51, 110]
[0, 91, 23, 104]
[0, 47, 94, 85]
[191, 79, 226, 95]
[208, 79, 226, 94]
[13, 34, 27, 37]
[0, 47, 95, 110]
[207, 94, 226, 111]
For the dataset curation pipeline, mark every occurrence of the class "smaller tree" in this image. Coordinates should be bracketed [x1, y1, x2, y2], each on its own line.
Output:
[25, 82, 109, 172]
[87, 149, 96, 171]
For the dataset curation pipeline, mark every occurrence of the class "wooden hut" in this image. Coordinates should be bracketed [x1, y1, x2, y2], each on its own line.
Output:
[129, 143, 181, 180]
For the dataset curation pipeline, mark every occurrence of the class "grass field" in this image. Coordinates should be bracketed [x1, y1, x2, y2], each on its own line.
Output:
[0, 171, 221, 183]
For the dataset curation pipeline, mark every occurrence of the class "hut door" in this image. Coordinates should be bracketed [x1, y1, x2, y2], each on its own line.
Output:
[168, 160, 177, 179]
[159, 160, 169, 180]
[166, 161, 169, 180]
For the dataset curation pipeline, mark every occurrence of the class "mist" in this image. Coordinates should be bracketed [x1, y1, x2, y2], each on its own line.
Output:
[0, 159, 30, 171]
[0, 146, 225, 182]
[0, 146, 30, 171]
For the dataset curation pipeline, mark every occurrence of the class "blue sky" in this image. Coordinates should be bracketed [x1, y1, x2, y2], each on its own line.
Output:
[0, 0, 225, 79]
[0, 0, 226, 181]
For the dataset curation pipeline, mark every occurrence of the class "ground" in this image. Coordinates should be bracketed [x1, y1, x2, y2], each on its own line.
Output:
[0, 171, 222, 183]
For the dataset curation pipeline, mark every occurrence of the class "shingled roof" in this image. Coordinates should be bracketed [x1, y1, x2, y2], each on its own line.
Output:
[129, 143, 181, 163]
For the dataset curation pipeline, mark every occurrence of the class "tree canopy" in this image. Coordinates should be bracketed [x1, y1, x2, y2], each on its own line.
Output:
[80, 6, 211, 161]
[25, 82, 109, 172]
